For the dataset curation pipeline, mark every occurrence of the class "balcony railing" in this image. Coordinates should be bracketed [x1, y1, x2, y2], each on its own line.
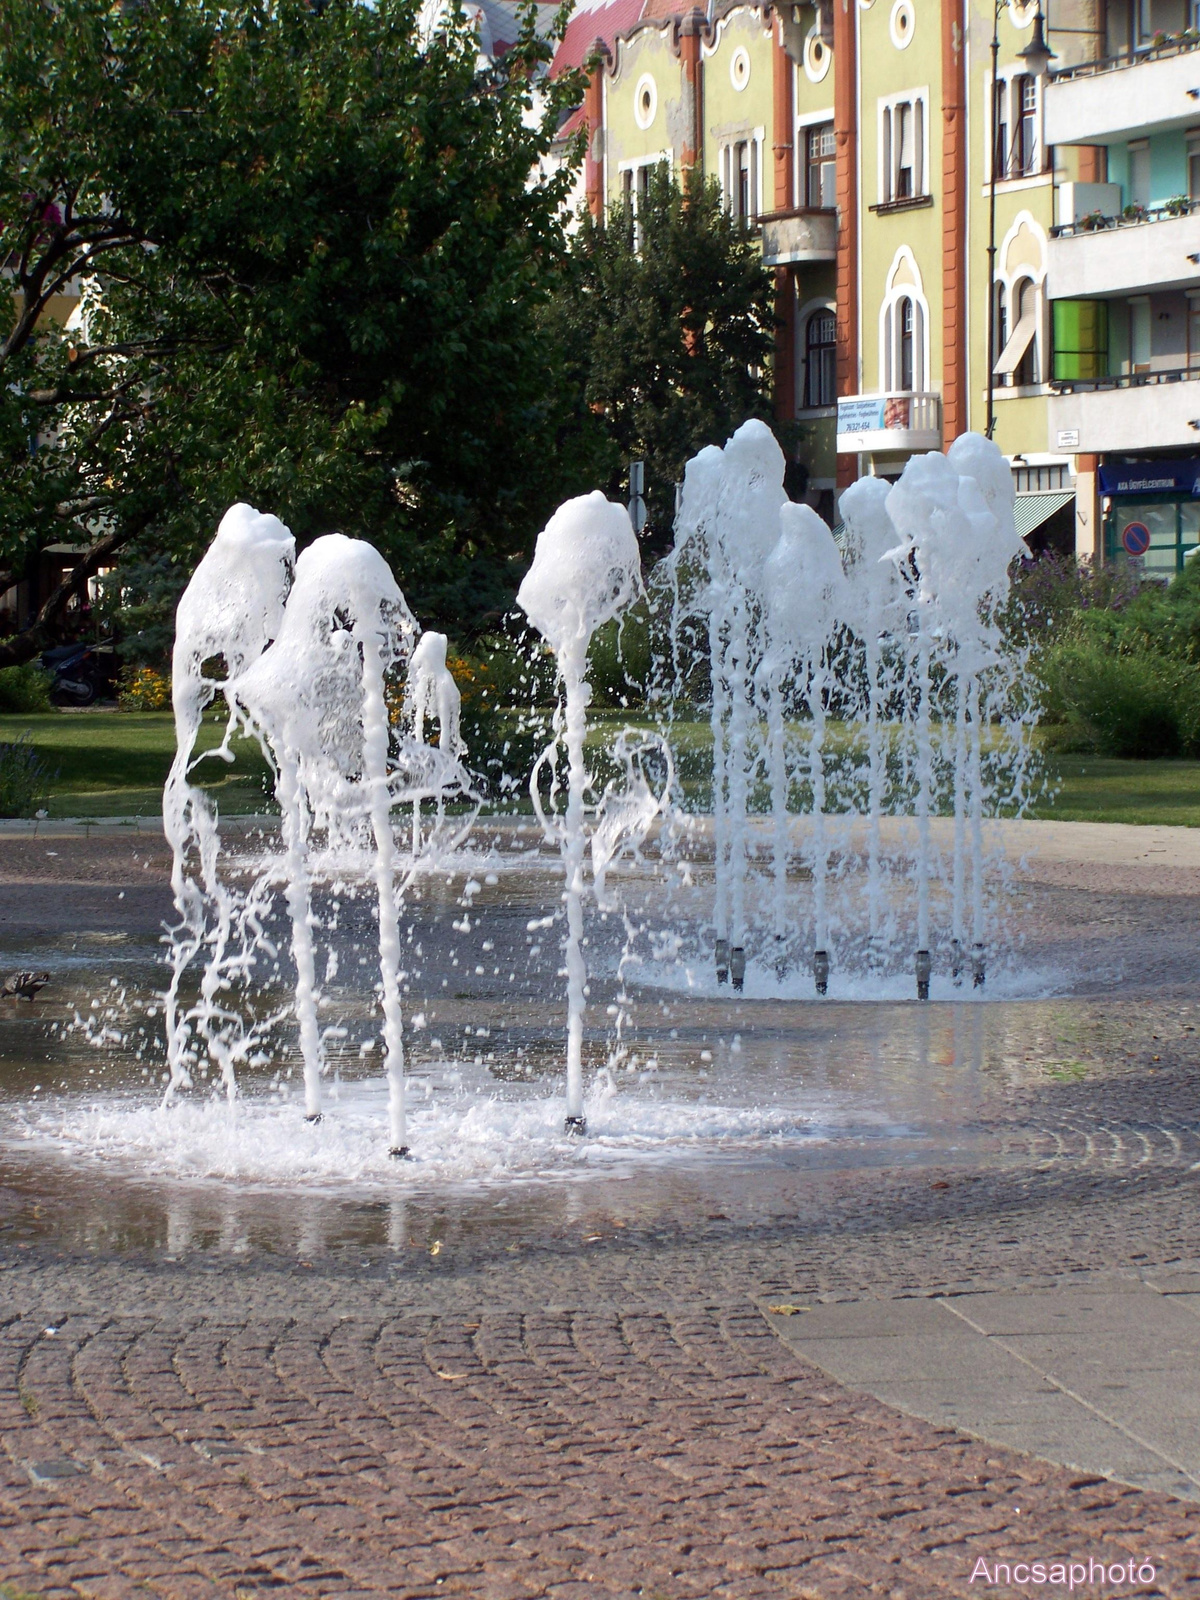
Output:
[1049, 30, 1200, 83]
[1051, 196, 1200, 236]
[759, 206, 837, 267]
[1050, 365, 1200, 394]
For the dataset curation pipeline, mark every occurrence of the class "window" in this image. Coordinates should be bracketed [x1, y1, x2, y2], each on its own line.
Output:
[879, 94, 926, 204]
[1052, 299, 1108, 381]
[720, 135, 762, 222]
[1188, 133, 1200, 200]
[1128, 139, 1150, 207]
[992, 281, 1008, 373]
[806, 123, 836, 209]
[988, 73, 1044, 181]
[898, 297, 914, 389]
[1015, 76, 1038, 176]
[994, 277, 1041, 386]
[804, 310, 837, 407]
[619, 157, 666, 250]
[883, 292, 925, 390]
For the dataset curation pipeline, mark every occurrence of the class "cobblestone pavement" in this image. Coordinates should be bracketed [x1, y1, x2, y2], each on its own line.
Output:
[4, 1136, 1200, 1598]
[4, 834, 1200, 1596]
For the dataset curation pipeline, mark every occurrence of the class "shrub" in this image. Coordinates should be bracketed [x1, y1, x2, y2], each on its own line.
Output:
[119, 666, 171, 711]
[1041, 640, 1200, 758]
[0, 734, 52, 817]
[0, 661, 53, 713]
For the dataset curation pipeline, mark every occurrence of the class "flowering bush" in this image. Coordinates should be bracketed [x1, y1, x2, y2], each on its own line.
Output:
[118, 666, 171, 711]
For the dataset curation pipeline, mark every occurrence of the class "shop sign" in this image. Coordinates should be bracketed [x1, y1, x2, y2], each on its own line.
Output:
[1098, 460, 1200, 497]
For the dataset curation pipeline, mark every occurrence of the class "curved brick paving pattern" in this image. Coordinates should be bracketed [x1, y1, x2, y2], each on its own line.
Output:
[4, 1168, 1200, 1599]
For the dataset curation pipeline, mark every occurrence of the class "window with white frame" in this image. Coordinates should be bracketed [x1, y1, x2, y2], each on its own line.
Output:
[618, 154, 669, 248]
[802, 307, 837, 407]
[987, 71, 1044, 181]
[805, 123, 836, 209]
[878, 93, 927, 204]
[993, 276, 1042, 387]
[719, 133, 763, 222]
[882, 293, 926, 390]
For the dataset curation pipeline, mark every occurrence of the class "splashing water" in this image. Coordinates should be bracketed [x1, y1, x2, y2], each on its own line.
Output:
[518, 491, 672, 1133]
[662, 428, 1039, 998]
[86, 426, 1042, 1186]
[164, 515, 474, 1155]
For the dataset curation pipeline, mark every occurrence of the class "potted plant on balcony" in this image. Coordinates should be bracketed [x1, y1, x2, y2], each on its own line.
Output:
[1078, 209, 1107, 232]
[1165, 194, 1191, 216]
[1122, 200, 1147, 222]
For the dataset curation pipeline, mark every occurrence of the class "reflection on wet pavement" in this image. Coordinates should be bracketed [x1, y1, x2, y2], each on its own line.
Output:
[0, 843, 1194, 1258]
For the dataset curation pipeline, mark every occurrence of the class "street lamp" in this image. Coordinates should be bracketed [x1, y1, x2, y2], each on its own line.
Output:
[986, 2, 1056, 440]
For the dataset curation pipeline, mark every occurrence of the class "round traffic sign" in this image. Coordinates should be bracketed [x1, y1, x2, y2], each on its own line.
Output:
[1122, 521, 1152, 556]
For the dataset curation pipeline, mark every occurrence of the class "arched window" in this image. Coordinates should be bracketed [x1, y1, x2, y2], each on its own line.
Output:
[898, 296, 914, 390]
[804, 309, 837, 407]
[994, 276, 1041, 387]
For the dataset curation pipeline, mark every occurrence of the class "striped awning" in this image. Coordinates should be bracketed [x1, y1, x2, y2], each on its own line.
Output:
[1014, 489, 1074, 541]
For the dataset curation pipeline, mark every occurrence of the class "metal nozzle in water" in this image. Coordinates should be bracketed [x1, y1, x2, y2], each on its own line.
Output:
[389, 1145, 411, 1160]
[304, 1112, 323, 1124]
[775, 933, 788, 981]
[971, 942, 986, 988]
[950, 938, 963, 987]
[564, 1115, 587, 1137]
[715, 938, 730, 984]
[730, 946, 746, 991]
[915, 948, 932, 1001]
[813, 948, 830, 996]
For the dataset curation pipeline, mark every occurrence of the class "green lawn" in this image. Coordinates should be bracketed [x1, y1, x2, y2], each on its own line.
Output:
[0, 711, 272, 818]
[1033, 755, 1200, 827]
[2, 710, 1200, 826]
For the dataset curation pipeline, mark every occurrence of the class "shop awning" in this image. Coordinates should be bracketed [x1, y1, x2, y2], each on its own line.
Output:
[1014, 489, 1074, 541]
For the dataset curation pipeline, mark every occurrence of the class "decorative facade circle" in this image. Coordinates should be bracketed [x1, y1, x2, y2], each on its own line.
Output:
[634, 73, 657, 129]
[889, 0, 915, 47]
[730, 47, 751, 91]
[804, 29, 831, 82]
[633, 74, 662, 129]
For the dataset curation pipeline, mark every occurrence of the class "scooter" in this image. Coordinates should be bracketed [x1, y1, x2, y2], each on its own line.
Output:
[40, 639, 117, 706]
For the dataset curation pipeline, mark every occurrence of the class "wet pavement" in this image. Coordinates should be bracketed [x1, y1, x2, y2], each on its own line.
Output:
[2, 822, 1200, 1596]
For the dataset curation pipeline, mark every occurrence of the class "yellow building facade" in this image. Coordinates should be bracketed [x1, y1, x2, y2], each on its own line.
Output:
[555, 0, 1114, 548]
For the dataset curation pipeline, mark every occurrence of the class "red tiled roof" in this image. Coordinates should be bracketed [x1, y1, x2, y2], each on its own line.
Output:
[550, 0, 698, 77]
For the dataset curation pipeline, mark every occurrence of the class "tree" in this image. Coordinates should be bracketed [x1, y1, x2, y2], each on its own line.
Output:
[545, 165, 780, 552]
[0, 0, 586, 665]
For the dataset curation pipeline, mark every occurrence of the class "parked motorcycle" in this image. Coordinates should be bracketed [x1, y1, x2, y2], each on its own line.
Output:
[40, 639, 117, 706]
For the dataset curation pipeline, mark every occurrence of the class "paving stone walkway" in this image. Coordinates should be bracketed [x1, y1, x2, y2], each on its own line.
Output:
[4, 1151, 1200, 1598]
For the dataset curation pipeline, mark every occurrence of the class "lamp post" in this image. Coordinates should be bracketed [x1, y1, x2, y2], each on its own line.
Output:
[986, 3, 1055, 439]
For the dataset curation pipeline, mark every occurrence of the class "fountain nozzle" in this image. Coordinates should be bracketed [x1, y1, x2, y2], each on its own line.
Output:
[389, 1145, 411, 1160]
[950, 938, 963, 987]
[915, 949, 932, 1002]
[564, 1115, 587, 1137]
[813, 949, 830, 997]
[715, 938, 730, 984]
[730, 946, 746, 991]
[971, 942, 986, 988]
[304, 1112, 323, 1125]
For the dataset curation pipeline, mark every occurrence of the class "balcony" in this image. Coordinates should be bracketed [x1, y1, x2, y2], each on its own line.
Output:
[760, 207, 836, 268]
[836, 391, 941, 454]
[1045, 37, 1200, 146]
[1048, 367, 1200, 453]
[1048, 201, 1200, 297]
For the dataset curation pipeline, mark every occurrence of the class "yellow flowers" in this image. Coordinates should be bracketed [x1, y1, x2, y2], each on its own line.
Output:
[118, 666, 171, 711]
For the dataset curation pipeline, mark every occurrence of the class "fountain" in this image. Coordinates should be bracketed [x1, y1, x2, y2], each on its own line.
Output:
[517, 490, 664, 1133]
[138, 426, 1038, 1170]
